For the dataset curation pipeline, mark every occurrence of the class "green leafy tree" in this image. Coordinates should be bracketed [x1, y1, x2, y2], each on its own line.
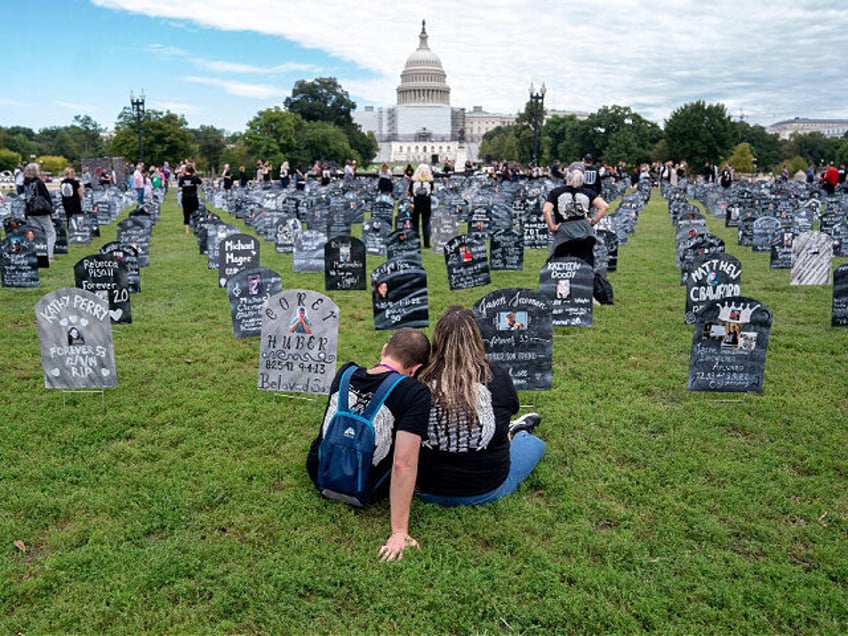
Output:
[242, 107, 299, 167]
[726, 142, 754, 173]
[284, 77, 375, 164]
[108, 108, 195, 167]
[732, 121, 781, 172]
[37, 155, 70, 175]
[543, 114, 587, 164]
[479, 126, 520, 164]
[664, 101, 735, 168]
[0, 148, 22, 171]
[581, 105, 663, 165]
[192, 125, 227, 173]
[68, 115, 105, 159]
[784, 131, 835, 167]
[1, 126, 39, 161]
[292, 119, 355, 167]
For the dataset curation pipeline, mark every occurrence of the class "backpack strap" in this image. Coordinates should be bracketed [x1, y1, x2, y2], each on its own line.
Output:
[361, 371, 404, 421]
[336, 364, 358, 413]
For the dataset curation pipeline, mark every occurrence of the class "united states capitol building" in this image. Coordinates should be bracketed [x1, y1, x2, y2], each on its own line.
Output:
[353, 21, 516, 166]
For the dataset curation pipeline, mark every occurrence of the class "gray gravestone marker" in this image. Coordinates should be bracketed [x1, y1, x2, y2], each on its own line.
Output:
[444, 234, 491, 290]
[257, 289, 339, 394]
[832, 263, 848, 327]
[293, 229, 328, 273]
[684, 253, 742, 324]
[791, 231, 832, 285]
[1, 236, 39, 287]
[73, 254, 132, 324]
[36, 288, 118, 389]
[489, 229, 524, 271]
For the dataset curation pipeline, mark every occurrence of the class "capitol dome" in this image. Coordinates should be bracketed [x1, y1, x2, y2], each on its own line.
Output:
[397, 20, 450, 106]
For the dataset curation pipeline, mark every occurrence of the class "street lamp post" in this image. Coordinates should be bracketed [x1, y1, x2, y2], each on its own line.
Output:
[130, 90, 145, 164]
[529, 82, 546, 166]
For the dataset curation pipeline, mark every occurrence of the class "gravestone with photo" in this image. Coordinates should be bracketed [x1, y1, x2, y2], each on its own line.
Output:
[67, 214, 92, 244]
[10, 226, 48, 268]
[217, 233, 260, 288]
[830, 222, 848, 257]
[684, 253, 742, 324]
[324, 235, 366, 291]
[257, 289, 339, 394]
[489, 228, 524, 271]
[596, 229, 619, 273]
[736, 211, 759, 247]
[832, 263, 848, 327]
[73, 254, 132, 324]
[0, 236, 39, 287]
[445, 234, 491, 290]
[791, 231, 832, 285]
[473, 288, 552, 391]
[679, 233, 726, 285]
[371, 259, 429, 330]
[35, 288, 118, 389]
[688, 296, 772, 393]
[274, 216, 302, 254]
[100, 242, 140, 294]
[751, 216, 781, 253]
[117, 216, 152, 268]
[539, 257, 594, 327]
[293, 229, 328, 273]
[386, 229, 421, 265]
[227, 266, 283, 338]
[363, 217, 391, 257]
[770, 229, 794, 269]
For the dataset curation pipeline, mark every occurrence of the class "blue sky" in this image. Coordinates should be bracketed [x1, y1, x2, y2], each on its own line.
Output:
[3, 1, 848, 134]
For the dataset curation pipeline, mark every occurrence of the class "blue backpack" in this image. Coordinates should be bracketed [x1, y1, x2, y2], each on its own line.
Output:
[317, 366, 404, 507]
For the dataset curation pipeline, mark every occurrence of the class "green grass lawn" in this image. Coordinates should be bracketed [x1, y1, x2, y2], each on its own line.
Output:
[1, 187, 846, 635]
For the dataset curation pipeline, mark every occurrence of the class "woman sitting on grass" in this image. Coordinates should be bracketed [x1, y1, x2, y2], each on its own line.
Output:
[416, 305, 545, 506]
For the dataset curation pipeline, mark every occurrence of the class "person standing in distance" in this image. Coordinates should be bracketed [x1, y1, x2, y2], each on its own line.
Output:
[177, 163, 202, 234]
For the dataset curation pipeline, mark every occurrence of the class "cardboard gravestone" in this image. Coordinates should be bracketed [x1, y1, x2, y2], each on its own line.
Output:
[489, 202, 514, 233]
[832, 263, 848, 327]
[53, 218, 68, 255]
[73, 254, 131, 324]
[539, 257, 594, 327]
[675, 225, 709, 268]
[0, 236, 39, 287]
[257, 289, 339, 394]
[67, 214, 92, 244]
[323, 235, 366, 291]
[829, 222, 848, 257]
[386, 229, 421, 265]
[117, 216, 151, 268]
[736, 211, 758, 247]
[35, 288, 118, 389]
[751, 216, 781, 253]
[688, 296, 772, 393]
[685, 253, 742, 324]
[100, 242, 140, 294]
[218, 233, 260, 288]
[325, 208, 352, 239]
[489, 229, 524, 271]
[791, 231, 832, 285]
[363, 217, 391, 256]
[473, 288, 552, 390]
[679, 233, 726, 285]
[819, 212, 842, 237]
[522, 204, 550, 250]
[371, 259, 429, 330]
[11, 226, 48, 268]
[206, 224, 239, 270]
[274, 216, 301, 254]
[430, 212, 461, 254]
[444, 235, 491, 290]
[467, 207, 490, 238]
[293, 229, 328, 273]
[227, 266, 283, 338]
[770, 230, 794, 269]
[596, 229, 619, 273]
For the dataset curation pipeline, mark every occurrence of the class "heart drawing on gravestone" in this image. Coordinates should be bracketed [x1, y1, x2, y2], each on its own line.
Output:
[109, 309, 123, 321]
[51, 368, 60, 377]
[100, 368, 111, 377]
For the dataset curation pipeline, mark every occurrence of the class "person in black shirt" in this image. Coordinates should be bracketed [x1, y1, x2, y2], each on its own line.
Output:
[416, 306, 545, 505]
[177, 164, 202, 234]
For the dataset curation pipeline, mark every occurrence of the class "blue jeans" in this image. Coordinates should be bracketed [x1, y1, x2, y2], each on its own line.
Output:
[417, 432, 546, 506]
[136, 187, 144, 204]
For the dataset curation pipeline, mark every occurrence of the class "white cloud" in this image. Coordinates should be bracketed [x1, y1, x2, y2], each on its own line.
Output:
[93, 0, 848, 126]
[182, 76, 288, 101]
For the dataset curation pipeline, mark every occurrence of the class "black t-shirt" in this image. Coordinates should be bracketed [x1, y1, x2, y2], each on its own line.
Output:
[546, 185, 594, 223]
[306, 362, 431, 498]
[178, 174, 202, 200]
[60, 178, 82, 216]
[417, 362, 519, 496]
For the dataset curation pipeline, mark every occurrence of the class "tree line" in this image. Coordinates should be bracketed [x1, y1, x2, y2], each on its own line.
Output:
[2, 76, 847, 178]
